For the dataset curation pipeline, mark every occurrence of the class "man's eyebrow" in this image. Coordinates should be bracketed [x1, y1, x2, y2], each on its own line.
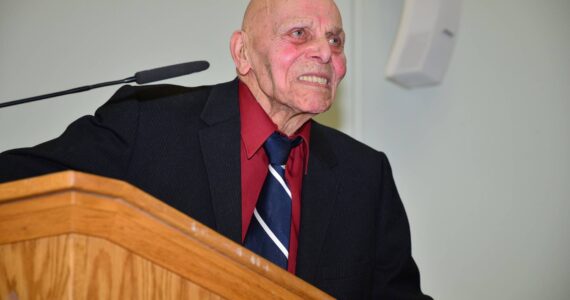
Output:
[328, 27, 345, 36]
[276, 20, 344, 35]
[277, 19, 314, 31]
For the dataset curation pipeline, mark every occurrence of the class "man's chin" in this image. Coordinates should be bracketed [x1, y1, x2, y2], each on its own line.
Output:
[299, 100, 333, 115]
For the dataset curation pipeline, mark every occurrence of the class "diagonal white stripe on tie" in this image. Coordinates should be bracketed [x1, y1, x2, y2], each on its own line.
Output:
[268, 164, 292, 199]
[253, 209, 289, 258]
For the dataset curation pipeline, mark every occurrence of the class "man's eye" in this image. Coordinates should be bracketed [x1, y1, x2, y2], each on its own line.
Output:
[291, 29, 305, 38]
[329, 36, 342, 46]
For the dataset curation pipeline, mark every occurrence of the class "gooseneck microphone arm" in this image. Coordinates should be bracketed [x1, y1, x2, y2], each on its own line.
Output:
[0, 60, 210, 109]
[0, 77, 136, 109]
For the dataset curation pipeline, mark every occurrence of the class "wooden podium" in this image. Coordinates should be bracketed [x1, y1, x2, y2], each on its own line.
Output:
[0, 171, 332, 300]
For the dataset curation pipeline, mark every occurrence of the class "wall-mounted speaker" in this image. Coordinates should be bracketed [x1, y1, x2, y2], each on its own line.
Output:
[386, 0, 463, 89]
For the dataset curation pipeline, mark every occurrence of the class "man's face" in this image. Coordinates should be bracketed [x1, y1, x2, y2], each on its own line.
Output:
[245, 0, 347, 116]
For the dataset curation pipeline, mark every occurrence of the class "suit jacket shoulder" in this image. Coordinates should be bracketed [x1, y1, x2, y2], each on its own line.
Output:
[301, 121, 431, 299]
[0, 83, 208, 181]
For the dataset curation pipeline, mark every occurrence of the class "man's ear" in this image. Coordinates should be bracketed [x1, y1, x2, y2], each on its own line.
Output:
[230, 31, 251, 75]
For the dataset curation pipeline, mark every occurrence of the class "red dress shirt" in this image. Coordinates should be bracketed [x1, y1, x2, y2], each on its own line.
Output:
[238, 81, 311, 274]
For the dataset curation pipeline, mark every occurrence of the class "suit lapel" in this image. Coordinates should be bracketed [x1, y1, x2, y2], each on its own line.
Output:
[196, 82, 341, 272]
[296, 123, 339, 281]
[198, 80, 242, 243]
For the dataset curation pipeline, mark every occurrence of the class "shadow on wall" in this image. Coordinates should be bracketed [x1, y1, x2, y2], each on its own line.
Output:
[313, 84, 345, 129]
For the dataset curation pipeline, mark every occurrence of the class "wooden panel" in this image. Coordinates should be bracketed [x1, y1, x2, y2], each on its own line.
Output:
[0, 172, 333, 300]
[0, 234, 71, 299]
[0, 234, 223, 300]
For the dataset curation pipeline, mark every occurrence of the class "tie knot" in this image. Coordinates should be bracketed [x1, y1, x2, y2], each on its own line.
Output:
[264, 132, 301, 165]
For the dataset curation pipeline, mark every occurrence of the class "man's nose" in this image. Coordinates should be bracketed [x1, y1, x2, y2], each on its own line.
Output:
[306, 37, 332, 64]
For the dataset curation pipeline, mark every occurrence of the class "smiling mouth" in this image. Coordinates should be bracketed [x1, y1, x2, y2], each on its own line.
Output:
[298, 75, 329, 86]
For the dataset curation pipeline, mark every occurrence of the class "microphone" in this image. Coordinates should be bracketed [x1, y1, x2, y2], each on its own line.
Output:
[134, 61, 209, 84]
[0, 60, 210, 109]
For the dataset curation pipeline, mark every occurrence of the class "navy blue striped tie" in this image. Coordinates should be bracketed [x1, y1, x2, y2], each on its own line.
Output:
[244, 132, 301, 269]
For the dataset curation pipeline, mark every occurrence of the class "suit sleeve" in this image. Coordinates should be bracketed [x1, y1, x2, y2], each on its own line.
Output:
[0, 85, 141, 183]
[374, 152, 433, 299]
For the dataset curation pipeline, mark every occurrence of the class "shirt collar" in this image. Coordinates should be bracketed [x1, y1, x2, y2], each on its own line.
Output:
[238, 81, 311, 169]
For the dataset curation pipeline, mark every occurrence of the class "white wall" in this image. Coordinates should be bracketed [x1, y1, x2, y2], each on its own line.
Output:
[1, 1, 569, 299]
[355, 1, 570, 299]
[0, 0, 245, 151]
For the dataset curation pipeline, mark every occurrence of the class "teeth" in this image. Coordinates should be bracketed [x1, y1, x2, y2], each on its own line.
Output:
[299, 75, 328, 85]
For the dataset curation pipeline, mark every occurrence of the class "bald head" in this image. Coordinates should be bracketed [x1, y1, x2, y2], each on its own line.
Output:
[242, 0, 342, 33]
[230, 0, 347, 134]
[241, 0, 268, 32]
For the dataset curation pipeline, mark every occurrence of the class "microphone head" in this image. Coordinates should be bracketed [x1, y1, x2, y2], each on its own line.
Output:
[134, 60, 210, 84]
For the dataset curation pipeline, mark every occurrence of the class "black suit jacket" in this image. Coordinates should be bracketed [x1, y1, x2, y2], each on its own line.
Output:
[0, 79, 431, 299]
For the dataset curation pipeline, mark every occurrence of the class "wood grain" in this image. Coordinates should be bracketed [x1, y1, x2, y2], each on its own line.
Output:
[0, 234, 222, 300]
[0, 171, 333, 299]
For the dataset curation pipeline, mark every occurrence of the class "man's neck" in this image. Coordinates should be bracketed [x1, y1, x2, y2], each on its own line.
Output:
[240, 78, 314, 136]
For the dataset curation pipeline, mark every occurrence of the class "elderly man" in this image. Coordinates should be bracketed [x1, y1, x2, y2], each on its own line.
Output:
[0, 0, 431, 298]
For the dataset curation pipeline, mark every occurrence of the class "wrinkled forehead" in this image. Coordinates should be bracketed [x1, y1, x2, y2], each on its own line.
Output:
[243, 0, 343, 33]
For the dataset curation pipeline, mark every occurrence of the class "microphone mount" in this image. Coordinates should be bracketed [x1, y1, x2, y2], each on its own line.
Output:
[0, 60, 210, 109]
